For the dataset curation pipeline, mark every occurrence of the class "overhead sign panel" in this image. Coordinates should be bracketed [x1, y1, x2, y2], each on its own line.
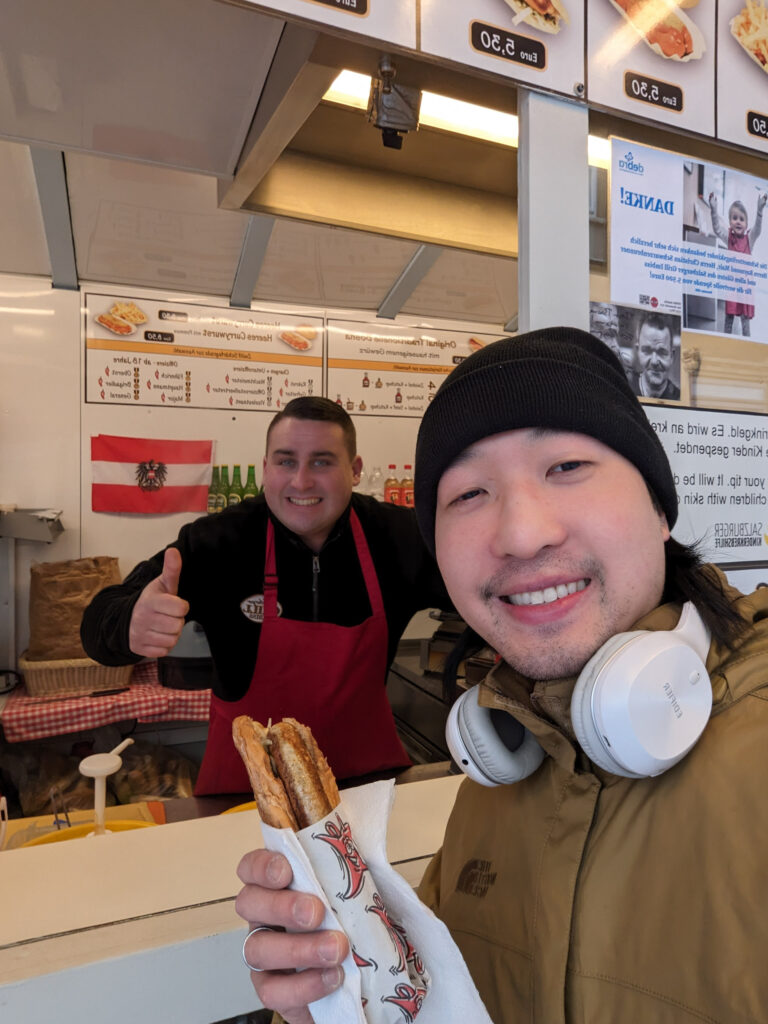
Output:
[239, 0, 417, 47]
[420, 0, 585, 97]
[718, 0, 768, 154]
[588, 0, 716, 137]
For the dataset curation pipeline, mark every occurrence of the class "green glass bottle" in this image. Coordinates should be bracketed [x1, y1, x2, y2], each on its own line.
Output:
[228, 464, 244, 506]
[207, 465, 220, 514]
[243, 464, 259, 500]
[216, 465, 230, 511]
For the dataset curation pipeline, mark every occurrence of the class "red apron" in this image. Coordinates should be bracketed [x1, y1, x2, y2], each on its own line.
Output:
[194, 509, 410, 795]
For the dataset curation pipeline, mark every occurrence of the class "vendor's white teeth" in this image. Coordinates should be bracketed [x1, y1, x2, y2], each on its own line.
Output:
[506, 579, 586, 607]
[289, 497, 320, 506]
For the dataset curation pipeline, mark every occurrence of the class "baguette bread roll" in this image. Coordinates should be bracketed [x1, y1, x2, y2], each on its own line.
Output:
[232, 716, 298, 830]
[283, 717, 340, 810]
[270, 720, 336, 829]
[232, 715, 340, 831]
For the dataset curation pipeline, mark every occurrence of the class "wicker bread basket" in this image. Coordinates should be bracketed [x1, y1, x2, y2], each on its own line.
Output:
[18, 651, 133, 699]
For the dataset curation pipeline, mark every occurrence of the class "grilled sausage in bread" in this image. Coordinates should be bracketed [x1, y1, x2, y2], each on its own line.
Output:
[232, 715, 340, 830]
[279, 326, 316, 351]
[607, 0, 705, 61]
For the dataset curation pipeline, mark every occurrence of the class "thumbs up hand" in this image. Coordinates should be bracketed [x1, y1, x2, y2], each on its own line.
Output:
[128, 547, 190, 658]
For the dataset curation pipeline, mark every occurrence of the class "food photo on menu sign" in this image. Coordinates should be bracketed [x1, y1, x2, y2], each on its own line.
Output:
[93, 300, 149, 337]
[587, 0, 716, 136]
[419, 0, 584, 96]
[717, 0, 768, 152]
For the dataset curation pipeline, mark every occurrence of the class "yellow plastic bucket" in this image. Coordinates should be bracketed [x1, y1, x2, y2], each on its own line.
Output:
[220, 800, 256, 814]
[22, 820, 156, 846]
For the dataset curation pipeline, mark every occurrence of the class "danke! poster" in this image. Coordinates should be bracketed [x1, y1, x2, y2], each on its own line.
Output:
[610, 139, 768, 341]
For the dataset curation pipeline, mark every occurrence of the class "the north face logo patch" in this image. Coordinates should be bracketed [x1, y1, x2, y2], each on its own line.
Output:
[456, 858, 497, 898]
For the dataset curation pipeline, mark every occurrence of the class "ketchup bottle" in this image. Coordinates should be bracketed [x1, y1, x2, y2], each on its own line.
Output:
[384, 466, 401, 505]
[400, 465, 414, 508]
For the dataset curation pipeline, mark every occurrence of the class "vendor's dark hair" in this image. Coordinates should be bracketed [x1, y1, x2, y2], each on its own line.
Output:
[266, 396, 357, 459]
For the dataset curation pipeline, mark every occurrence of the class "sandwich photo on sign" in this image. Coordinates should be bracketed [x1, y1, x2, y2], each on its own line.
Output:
[501, 0, 569, 33]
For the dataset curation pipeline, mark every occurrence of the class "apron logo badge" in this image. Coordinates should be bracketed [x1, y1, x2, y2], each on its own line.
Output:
[240, 594, 264, 622]
[240, 594, 281, 622]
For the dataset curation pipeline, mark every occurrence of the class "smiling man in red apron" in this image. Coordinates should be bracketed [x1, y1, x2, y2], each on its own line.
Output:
[81, 397, 450, 794]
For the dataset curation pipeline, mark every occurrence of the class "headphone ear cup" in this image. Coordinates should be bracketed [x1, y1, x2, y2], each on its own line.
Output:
[571, 630, 648, 777]
[571, 611, 712, 778]
[446, 686, 546, 786]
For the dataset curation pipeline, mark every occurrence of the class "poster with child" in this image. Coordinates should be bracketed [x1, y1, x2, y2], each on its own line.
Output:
[706, 187, 768, 336]
[681, 162, 768, 340]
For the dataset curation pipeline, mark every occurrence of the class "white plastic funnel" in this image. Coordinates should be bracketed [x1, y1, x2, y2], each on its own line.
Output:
[78, 738, 134, 836]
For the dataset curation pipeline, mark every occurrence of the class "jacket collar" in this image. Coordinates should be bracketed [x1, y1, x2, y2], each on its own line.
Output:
[478, 580, 768, 774]
[477, 599, 711, 774]
[266, 501, 352, 555]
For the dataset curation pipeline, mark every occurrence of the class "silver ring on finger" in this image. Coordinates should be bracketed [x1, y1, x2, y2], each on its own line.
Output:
[242, 925, 280, 972]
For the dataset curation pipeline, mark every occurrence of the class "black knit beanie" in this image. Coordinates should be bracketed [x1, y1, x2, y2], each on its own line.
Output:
[414, 326, 678, 553]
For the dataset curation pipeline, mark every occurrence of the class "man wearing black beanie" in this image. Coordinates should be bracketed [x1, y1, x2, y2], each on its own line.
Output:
[411, 326, 768, 1023]
[233, 327, 768, 1024]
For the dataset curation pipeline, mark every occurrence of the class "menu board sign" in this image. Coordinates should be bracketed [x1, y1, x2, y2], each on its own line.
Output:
[236, 1, 768, 158]
[587, 0, 716, 137]
[238, 0, 416, 47]
[84, 295, 323, 411]
[421, 0, 584, 96]
[326, 321, 500, 417]
[717, 0, 768, 154]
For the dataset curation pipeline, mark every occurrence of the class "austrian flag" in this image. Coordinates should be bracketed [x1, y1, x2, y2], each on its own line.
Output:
[91, 435, 213, 514]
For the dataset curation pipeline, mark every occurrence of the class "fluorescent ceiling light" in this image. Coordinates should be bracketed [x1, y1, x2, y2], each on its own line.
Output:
[420, 91, 518, 146]
[323, 70, 370, 110]
[323, 71, 608, 166]
[587, 135, 611, 169]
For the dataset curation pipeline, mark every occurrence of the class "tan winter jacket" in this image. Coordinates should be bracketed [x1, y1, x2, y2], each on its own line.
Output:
[419, 584, 768, 1023]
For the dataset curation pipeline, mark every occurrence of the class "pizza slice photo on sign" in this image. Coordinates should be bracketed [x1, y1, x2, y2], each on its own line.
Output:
[606, 0, 705, 60]
[501, 0, 569, 33]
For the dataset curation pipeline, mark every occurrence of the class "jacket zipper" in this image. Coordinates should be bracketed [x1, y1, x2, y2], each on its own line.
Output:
[312, 555, 320, 621]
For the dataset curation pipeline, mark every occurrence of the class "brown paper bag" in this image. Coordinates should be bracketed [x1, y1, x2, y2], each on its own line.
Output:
[27, 556, 122, 661]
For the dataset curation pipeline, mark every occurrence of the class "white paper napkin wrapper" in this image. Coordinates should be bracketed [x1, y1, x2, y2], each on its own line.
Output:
[260, 778, 493, 1024]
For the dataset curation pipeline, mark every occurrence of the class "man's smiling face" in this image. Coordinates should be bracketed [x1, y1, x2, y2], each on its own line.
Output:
[262, 417, 362, 552]
[434, 428, 669, 680]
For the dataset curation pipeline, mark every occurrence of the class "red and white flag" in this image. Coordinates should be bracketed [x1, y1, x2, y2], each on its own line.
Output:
[91, 435, 213, 514]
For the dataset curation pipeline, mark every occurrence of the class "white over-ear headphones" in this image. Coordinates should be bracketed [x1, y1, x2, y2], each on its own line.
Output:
[446, 602, 712, 785]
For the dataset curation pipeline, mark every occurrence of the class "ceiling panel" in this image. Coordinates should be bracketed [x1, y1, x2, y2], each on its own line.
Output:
[0, 140, 49, 276]
[400, 248, 517, 325]
[0, 1, 521, 326]
[293, 104, 517, 196]
[253, 219, 420, 310]
[0, 0, 282, 175]
[67, 154, 248, 295]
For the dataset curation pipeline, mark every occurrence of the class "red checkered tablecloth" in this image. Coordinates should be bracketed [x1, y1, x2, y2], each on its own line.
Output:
[0, 662, 211, 743]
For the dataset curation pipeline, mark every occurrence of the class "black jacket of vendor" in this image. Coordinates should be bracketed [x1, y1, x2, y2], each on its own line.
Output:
[80, 493, 449, 702]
